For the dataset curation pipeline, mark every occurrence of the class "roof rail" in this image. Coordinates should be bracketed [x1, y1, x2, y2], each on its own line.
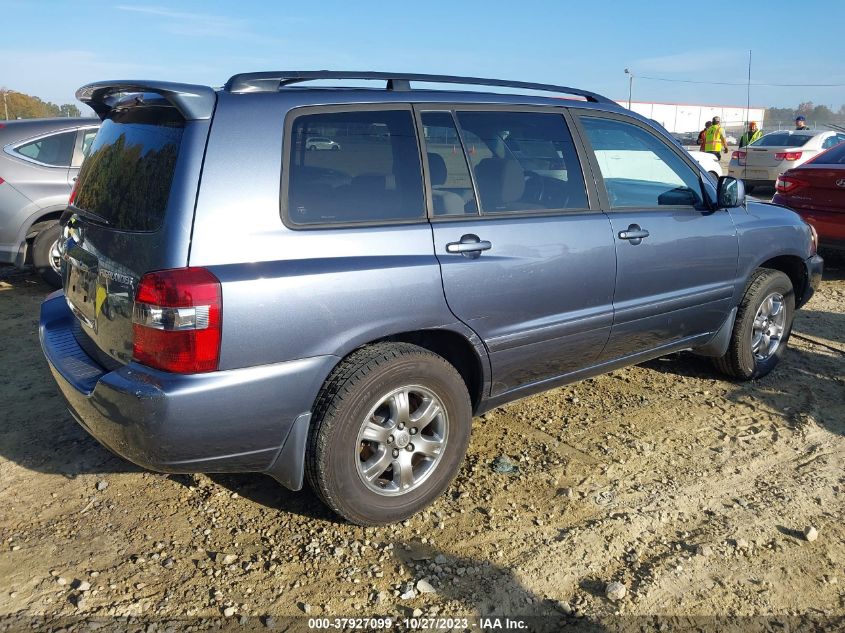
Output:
[224, 71, 614, 104]
[76, 81, 217, 121]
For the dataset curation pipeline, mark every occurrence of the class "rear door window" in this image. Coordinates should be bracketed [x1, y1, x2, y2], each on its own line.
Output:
[73, 107, 184, 231]
[14, 131, 76, 167]
[455, 111, 588, 213]
[420, 111, 478, 216]
[286, 109, 425, 226]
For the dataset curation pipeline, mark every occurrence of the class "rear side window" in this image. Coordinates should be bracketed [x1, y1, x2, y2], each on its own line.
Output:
[752, 133, 814, 147]
[812, 141, 845, 165]
[286, 109, 425, 226]
[73, 107, 184, 231]
[14, 131, 76, 166]
[455, 111, 588, 213]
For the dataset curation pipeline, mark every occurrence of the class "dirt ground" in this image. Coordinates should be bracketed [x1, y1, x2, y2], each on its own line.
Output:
[0, 258, 843, 632]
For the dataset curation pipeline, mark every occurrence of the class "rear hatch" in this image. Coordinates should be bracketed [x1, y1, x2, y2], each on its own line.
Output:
[63, 84, 215, 366]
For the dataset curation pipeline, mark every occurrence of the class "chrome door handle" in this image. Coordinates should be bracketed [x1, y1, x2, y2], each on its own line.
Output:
[446, 234, 492, 259]
[618, 224, 649, 245]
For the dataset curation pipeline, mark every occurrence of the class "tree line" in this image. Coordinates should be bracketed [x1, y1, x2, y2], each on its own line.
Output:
[765, 102, 845, 128]
[1, 88, 81, 120]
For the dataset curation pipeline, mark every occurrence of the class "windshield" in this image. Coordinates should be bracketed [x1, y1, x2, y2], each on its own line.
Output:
[811, 142, 845, 165]
[73, 106, 184, 231]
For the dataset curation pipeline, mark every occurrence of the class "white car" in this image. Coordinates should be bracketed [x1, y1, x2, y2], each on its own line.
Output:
[305, 136, 341, 151]
[728, 130, 845, 191]
[688, 150, 723, 179]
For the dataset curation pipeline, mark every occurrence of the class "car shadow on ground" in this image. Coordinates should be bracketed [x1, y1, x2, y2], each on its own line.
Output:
[640, 343, 844, 441]
[389, 548, 599, 632]
[207, 473, 338, 522]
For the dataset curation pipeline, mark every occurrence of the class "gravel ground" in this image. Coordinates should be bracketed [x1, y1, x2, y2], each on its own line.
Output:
[0, 259, 843, 631]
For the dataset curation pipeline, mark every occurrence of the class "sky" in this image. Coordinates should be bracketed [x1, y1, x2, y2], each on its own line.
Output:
[2, 0, 845, 114]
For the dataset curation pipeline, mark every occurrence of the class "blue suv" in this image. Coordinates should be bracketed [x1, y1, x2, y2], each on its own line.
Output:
[40, 72, 823, 525]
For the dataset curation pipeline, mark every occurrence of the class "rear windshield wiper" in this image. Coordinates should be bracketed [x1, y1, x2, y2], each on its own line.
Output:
[68, 204, 111, 226]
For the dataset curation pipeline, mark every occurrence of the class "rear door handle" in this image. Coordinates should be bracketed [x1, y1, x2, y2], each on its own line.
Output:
[618, 224, 649, 245]
[446, 234, 492, 259]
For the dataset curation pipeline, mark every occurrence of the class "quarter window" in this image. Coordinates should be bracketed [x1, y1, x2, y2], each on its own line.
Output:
[455, 111, 588, 213]
[420, 111, 478, 216]
[580, 117, 704, 209]
[14, 131, 76, 167]
[287, 110, 425, 226]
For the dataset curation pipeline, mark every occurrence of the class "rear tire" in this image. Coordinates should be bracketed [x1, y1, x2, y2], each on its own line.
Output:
[32, 222, 62, 289]
[713, 269, 794, 380]
[305, 343, 471, 525]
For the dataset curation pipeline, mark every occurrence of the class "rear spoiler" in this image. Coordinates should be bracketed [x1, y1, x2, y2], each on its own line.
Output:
[76, 81, 217, 121]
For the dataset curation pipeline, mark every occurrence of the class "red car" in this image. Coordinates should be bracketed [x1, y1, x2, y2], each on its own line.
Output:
[773, 141, 845, 251]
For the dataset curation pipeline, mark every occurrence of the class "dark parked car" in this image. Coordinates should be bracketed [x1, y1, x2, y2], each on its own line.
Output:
[40, 72, 822, 525]
[773, 141, 845, 252]
[0, 118, 99, 286]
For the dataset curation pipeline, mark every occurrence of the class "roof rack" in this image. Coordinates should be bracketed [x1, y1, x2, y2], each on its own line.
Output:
[224, 71, 614, 104]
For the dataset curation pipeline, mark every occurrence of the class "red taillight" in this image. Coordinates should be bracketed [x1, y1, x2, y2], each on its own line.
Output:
[775, 175, 807, 193]
[775, 151, 803, 162]
[68, 179, 79, 205]
[0, 176, 4, 185]
[132, 267, 222, 373]
[732, 150, 746, 166]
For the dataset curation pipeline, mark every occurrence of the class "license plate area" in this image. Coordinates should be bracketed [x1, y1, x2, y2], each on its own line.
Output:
[65, 252, 99, 330]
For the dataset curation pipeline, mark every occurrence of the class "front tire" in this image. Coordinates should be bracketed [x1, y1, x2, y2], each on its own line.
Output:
[32, 222, 63, 288]
[305, 343, 471, 525]
[713, 269, 794, 380]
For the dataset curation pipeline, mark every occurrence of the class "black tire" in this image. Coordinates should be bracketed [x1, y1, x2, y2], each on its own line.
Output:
[32, 222, 63, 288]
[308, 145, 316, 151]
[713, 269, 794, 380]
[305, 343, 471, 525]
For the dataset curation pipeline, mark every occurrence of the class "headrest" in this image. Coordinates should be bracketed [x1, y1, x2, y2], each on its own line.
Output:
[427, 152, 448, 186]
[475, 158, 525, 205]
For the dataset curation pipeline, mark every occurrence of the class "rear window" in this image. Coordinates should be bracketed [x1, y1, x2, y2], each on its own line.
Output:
[73, 107, 184, 231]
[286, 109, 425, 226]
[812, 142, 845, 165]
[751, 133, 813, 147]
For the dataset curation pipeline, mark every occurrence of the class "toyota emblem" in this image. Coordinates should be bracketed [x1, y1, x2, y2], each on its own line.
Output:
[837, 178, 845, 188]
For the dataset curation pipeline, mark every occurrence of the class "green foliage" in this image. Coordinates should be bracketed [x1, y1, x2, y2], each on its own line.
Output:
[765, 102, 845, 129]
[1, 87, 81, 120]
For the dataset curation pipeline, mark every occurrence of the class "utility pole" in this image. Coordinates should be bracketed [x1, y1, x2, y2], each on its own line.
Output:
[2, 91, 8, 121]
[624, 68, 633, 109]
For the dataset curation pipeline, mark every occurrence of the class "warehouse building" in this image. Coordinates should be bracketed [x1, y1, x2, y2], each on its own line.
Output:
[617, 100, 765, 135]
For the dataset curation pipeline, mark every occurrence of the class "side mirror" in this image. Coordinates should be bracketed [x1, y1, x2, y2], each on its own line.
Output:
[717, 176, 745, 208]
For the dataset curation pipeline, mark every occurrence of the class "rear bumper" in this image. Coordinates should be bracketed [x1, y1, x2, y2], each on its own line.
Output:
[39, 292, 336, 488]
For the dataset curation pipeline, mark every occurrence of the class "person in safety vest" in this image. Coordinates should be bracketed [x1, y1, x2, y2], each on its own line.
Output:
[795, 115, 809, 130]
[704, 115, 729, 159]
[739, 121, 762, 148]
[698, 120, 712, 152]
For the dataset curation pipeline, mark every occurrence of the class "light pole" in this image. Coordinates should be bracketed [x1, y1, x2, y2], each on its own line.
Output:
[624, 68, 633, 109]
[2, 91, 8, 121]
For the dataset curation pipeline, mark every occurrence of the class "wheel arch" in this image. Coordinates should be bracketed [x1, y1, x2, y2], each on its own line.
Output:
[376, 328, 488, 414]
[757, 254, 808, 306]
